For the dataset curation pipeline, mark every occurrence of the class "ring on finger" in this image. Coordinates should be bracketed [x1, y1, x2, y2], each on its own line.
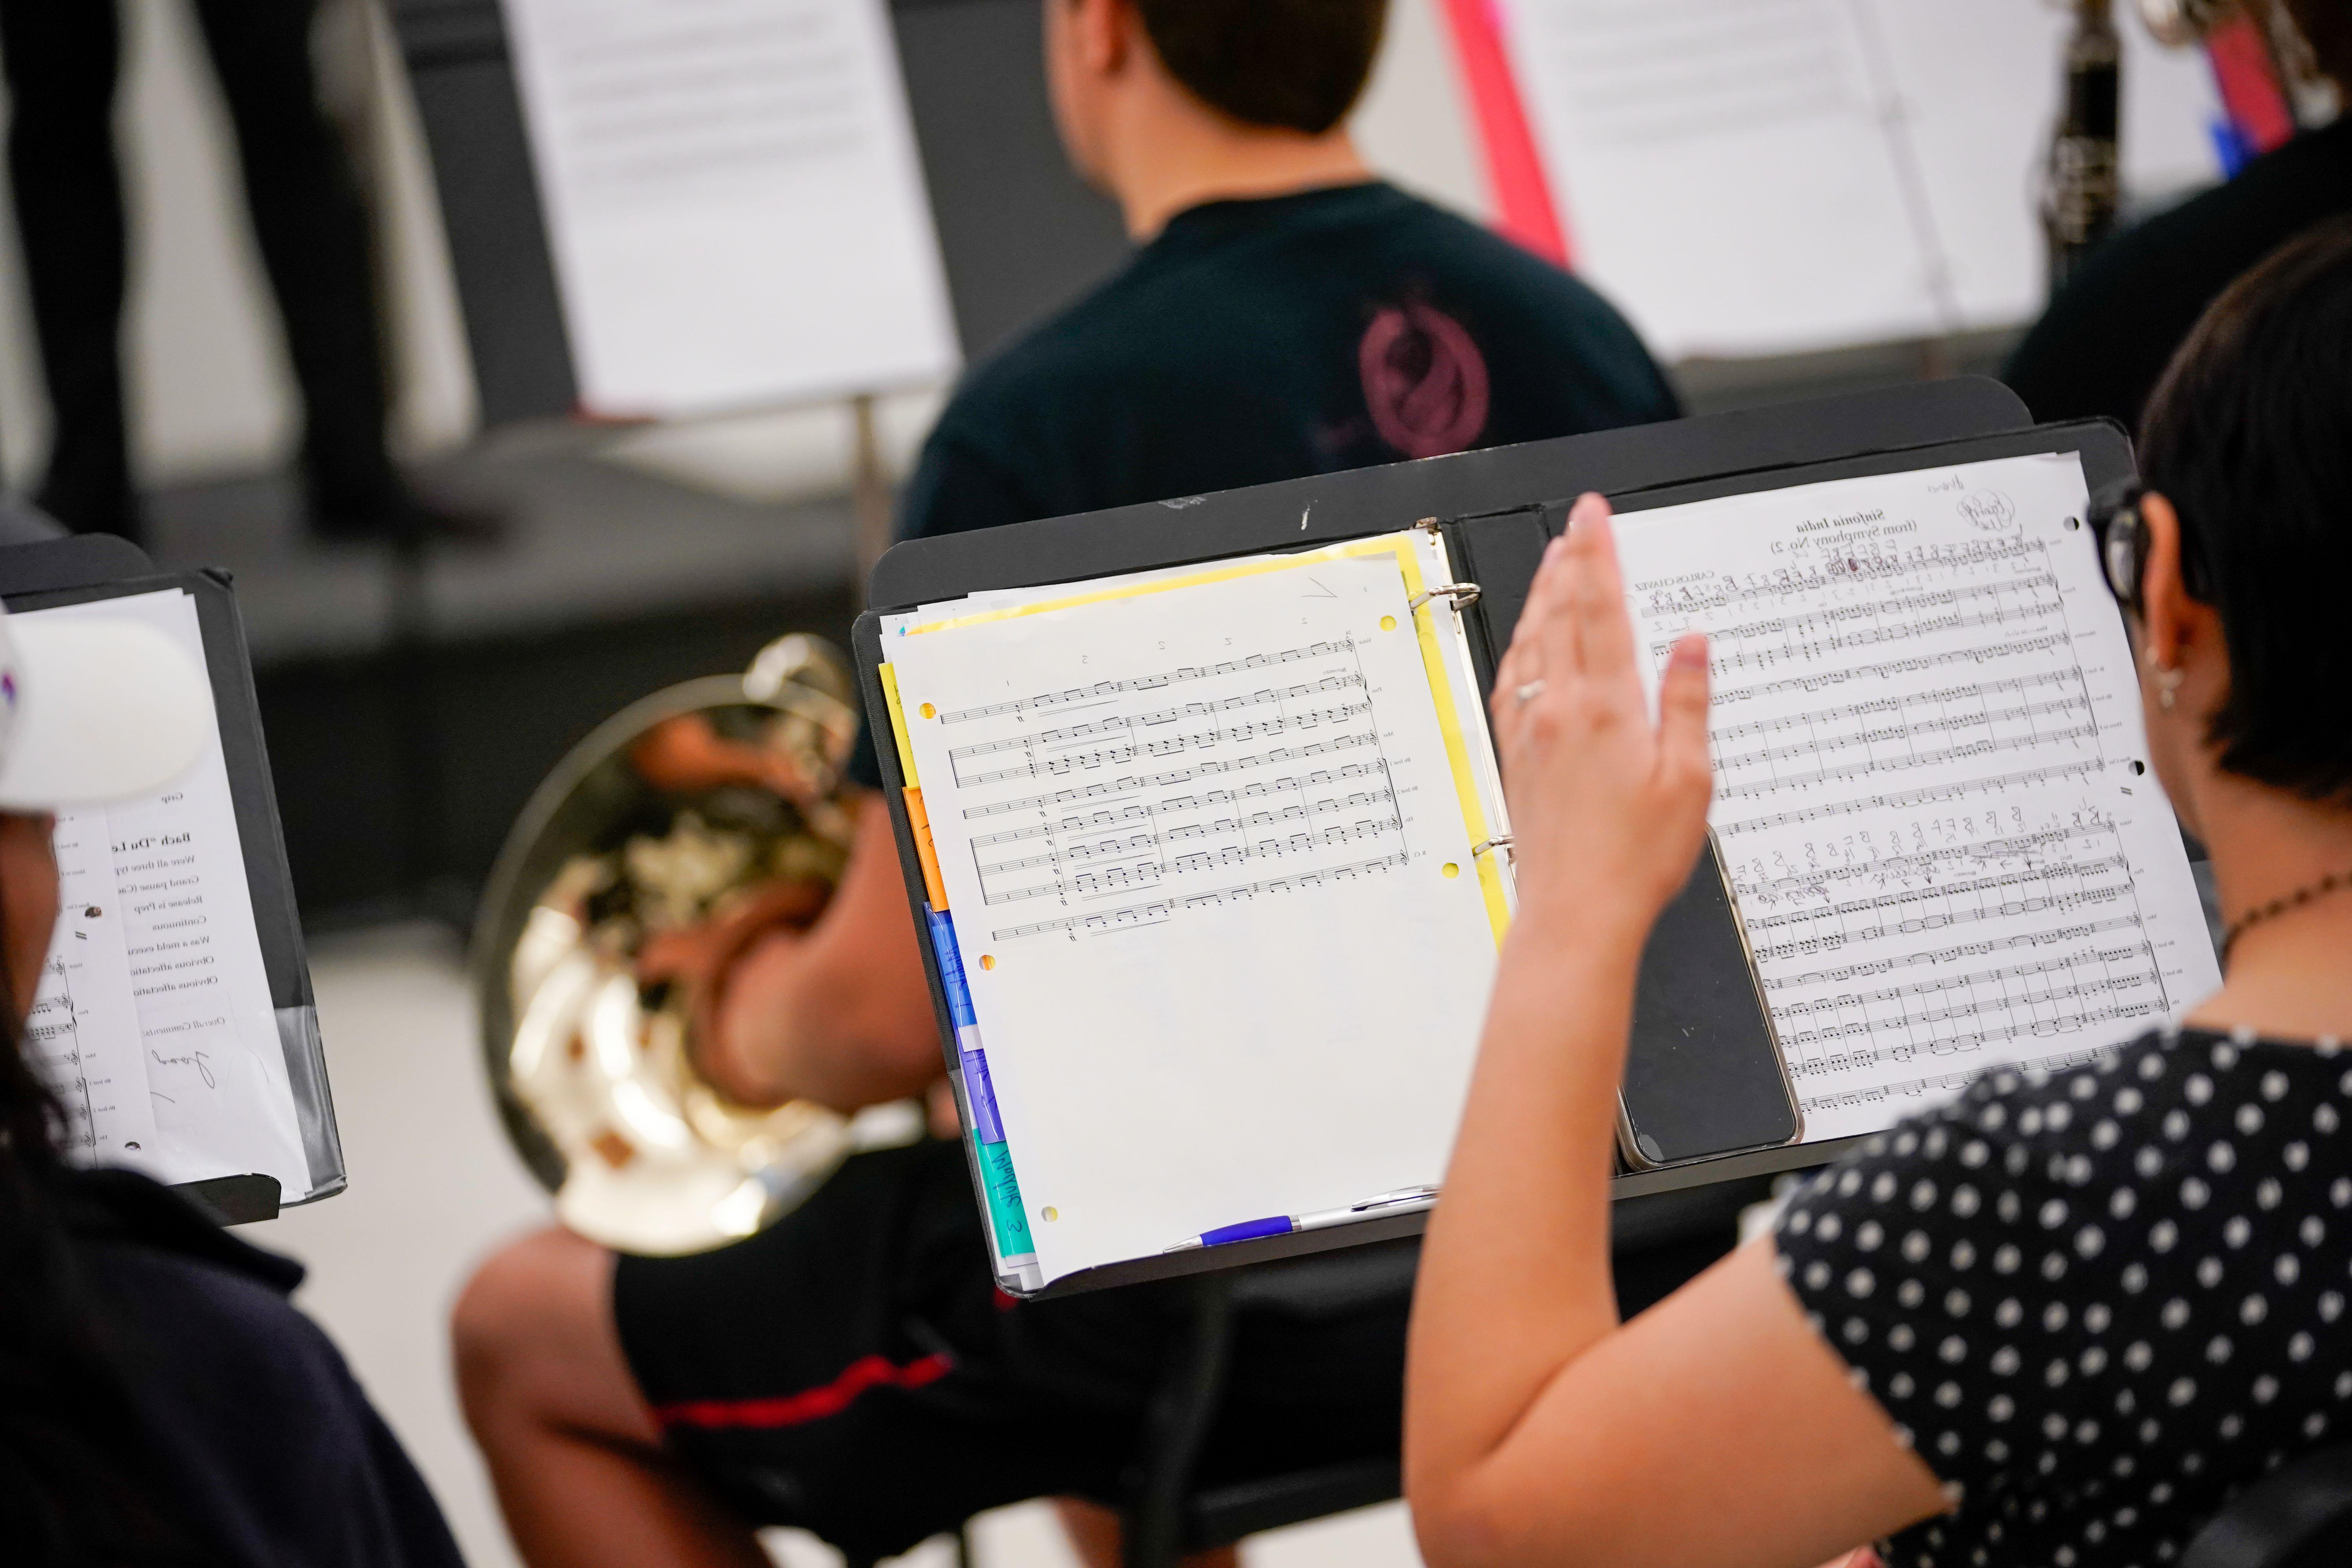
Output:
[1514, 679, 1548, 704]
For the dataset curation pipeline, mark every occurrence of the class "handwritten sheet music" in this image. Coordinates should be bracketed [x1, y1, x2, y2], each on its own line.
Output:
[887, 548, 1500, 1281]
[16, 593, 311, 1195]
[27, 809, 157, 1163]
[1614, 454, 2221, 1142]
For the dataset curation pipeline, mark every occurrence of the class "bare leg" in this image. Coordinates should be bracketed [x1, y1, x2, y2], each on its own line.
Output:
[453, 1227, 769, 1568]
[1053, 1498, 1241, 1568]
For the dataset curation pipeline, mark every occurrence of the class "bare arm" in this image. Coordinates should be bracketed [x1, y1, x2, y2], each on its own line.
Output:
[659, 793, 947, 1114]
[1403, 498, 1949, 1568]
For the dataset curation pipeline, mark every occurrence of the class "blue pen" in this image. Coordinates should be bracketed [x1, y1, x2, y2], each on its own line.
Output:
[1163, 1187, 1439, 1252]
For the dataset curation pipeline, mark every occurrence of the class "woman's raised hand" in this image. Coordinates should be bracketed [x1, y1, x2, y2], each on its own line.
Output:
[1489, 492, 1715, 946]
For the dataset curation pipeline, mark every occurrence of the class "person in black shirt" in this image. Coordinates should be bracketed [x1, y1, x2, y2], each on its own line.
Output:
[0, 592, 463, 1567]
[452, 4, 1673, 1566]
[902, 181, 1673, 541]
[1402, 223, 2352, 1568]
[2004, 0, 2350, 430]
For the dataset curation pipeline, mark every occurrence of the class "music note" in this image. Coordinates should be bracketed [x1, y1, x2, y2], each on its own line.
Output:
[1613, 454, 2222, 1143]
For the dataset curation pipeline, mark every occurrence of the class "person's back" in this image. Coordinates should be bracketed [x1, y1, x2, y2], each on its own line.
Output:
[2004, 0, 2352, 428]
[898, 0, 1675, 543]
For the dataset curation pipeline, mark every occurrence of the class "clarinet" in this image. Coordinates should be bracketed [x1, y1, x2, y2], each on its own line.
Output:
[2045, 0, 2123, 291]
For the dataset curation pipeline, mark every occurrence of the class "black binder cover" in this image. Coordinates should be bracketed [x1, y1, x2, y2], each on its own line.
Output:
[0, 539, 343, 1221]
[859, 381, 2073, 1294]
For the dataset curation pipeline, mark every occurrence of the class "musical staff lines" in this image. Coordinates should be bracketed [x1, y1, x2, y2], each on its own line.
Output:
[918, 595, 1435, 941]
[948, 693, 1373, 789]
[1612, 455, 2220, 1143]
[938, 637, 1360, 724]
[990, 851, 1409, 941]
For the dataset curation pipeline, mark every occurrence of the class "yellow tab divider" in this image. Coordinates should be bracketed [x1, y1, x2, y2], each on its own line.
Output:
[880, 662, 950, 908]
[877, 662, 920, 787]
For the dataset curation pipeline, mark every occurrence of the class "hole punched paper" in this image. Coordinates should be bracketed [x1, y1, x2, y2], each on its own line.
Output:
[1613, 453, 2221, 1144]
[882, 533, 1511, 1285]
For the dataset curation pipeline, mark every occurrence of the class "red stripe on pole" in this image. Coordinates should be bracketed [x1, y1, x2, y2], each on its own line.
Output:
[2205, 13, 2296, 156]
[655, 1352, 955, 1431]
[1434, 0, 1572, 267]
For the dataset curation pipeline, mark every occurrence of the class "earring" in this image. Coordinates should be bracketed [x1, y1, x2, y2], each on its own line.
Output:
[2154, 665, 2185, 711]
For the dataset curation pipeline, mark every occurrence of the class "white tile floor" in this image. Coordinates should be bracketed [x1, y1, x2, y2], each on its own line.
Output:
[246, 925, 1423, 1568]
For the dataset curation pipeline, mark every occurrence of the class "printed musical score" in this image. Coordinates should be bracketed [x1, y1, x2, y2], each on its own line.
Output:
[924, 631, 1428, 945]
[885, 544, 1503, 1282]
[1615, 454, 2221, 1142]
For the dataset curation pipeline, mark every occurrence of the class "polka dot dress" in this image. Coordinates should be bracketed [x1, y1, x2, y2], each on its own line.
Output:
[1776, 1027, 2352, 1568]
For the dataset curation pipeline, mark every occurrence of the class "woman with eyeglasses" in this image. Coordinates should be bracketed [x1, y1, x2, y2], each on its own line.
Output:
[1403, 216, 2352, 1568]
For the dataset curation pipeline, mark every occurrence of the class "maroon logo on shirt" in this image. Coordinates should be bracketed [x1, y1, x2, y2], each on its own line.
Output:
[1358, 303, 1490, 459]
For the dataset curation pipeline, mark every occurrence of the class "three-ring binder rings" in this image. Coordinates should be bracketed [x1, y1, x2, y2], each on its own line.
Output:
[858, 385, 2217, 1296]
[3, 541, 342, 1221]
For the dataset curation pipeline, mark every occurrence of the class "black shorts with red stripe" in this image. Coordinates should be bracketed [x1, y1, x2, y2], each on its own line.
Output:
[612, 1138, 1411, 1562]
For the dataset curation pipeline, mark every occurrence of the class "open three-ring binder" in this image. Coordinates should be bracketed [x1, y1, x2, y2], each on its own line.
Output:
[858, 383, 2220, 1297]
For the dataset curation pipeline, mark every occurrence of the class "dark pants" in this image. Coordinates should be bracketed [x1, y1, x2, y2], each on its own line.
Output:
[0, 0, 397, 538]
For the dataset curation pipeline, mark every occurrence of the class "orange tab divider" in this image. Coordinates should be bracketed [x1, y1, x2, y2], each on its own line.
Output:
[904, 786, 950, 911]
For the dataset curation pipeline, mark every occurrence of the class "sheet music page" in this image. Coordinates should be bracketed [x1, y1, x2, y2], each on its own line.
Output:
[887, 550, 1499, 1281]
[1487, 0, 1938, 356]
[1484, 0, 2222, 356]
[17, 593, 311, 1195]
[500, 0, 958, 414]
[27, 809, 159, 1166]
[1855, 0, 2222, 332]
[1613, 454, 2221, 1142]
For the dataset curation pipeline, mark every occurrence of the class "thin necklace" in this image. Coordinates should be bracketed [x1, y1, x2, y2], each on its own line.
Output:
[2223, 866, 2352, 964]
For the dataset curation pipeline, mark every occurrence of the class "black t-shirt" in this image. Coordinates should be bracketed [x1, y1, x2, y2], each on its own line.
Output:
[63, 1168, 466, 1568]
[898, 180, 1676, 544]
[1778, 1025, 2352, 1568]
[2004, 119, 2352, 430]
[851, 180, 1677, 788]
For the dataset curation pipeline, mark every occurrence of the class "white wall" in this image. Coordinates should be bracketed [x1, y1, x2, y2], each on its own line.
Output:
[0, 0, 1484, 500]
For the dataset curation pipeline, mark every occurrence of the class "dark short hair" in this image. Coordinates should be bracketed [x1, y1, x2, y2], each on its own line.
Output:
[2138, 215, 2352, 803]
[1132, 0, 1387, 134]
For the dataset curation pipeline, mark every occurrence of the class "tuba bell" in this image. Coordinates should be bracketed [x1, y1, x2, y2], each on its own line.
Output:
[474, 635, 868, 1255]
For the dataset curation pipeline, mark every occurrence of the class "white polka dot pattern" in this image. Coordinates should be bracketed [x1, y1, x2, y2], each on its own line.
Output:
[1776, 1029, 2352, 1568]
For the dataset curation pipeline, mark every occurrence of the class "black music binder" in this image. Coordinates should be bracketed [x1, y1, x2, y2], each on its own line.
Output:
[0, 536, 342, 1223]
[855, 379, 2108, 1296]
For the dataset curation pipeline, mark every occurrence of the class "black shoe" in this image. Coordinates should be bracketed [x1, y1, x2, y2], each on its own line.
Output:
[310, 488, 509, 551]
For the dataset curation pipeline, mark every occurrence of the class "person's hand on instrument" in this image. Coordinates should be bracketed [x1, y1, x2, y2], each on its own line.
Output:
[629, 713, 822, 806]
[1489, 492, 1714, 946]
[637, 878, 830, 1106]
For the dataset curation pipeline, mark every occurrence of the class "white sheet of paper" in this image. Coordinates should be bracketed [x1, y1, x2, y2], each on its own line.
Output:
[1487, 0, 2221, 357]
[27, 809, 159, 1166]
[889, 552, 1500, 1281]
[18, 592, 312, 1195]
[1865, 0, 2225, 332]
[1492, 0, 1935, 357]
[1613, 454, 2221, 1142]
[500, 0, 959, 415]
